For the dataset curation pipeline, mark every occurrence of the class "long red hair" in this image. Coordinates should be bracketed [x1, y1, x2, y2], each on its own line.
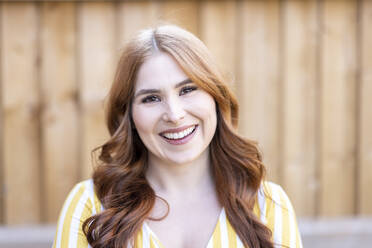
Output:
[83, 25, 273, 248]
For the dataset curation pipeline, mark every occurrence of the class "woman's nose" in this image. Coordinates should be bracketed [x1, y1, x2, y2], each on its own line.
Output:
[162, 97, 186, 124]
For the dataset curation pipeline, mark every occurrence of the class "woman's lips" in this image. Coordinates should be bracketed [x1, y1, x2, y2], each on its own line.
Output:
[159, 124, 196, 135]
[159, 125, 198, 145]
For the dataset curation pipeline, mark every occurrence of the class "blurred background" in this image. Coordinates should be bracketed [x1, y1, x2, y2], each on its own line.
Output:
[0, 0, 371, 247]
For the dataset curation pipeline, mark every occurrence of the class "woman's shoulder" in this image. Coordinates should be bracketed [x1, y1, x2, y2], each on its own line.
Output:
[259, 181, 290, 201]
[68, 179, 95, 199]
[71, 178, 94, 191]
[254, 181, 297, 221]
[257, 181, 291, 202]
[61, 179, 104, 216]
[53, 180, 103, 247]
[254, 181, 303, 247]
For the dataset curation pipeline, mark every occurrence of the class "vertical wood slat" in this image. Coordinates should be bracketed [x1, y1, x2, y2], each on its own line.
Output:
[158, 0, 199, 36]
[0, 3, 3, 224]
[238, 0, 281, 183]
[282, 0, 318, 216]
[359, 0, 372, 215]
[320, 0, 357, 216]
[79, 2, 115, 179]
[118, 1, 161, 48]
[1, 2, 41, 224]
[199, 0, 238, 91]
[41, 2, 78, 223]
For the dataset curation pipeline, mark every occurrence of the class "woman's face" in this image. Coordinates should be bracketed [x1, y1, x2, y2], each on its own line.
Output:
[131, 52, 217, 166]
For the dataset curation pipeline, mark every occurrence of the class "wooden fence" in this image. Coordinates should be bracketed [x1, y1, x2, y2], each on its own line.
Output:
[0, 0, 371, 225]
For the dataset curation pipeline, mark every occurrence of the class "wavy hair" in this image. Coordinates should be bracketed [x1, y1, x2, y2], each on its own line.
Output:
[83, 25, 273, 248]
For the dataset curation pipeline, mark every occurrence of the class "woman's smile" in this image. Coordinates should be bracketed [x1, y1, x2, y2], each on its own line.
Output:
[159, 124, 198, 145]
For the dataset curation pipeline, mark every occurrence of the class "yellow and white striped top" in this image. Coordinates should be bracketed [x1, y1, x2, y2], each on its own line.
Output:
[53, 179, 303, 248]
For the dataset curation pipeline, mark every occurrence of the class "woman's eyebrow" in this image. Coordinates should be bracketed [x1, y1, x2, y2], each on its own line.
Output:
[134, 88, 160, 99]
[134, 78, 192, 98]
[174, 78, 192, 88]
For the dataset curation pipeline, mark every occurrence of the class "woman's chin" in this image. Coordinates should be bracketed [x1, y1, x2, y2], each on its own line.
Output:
[162, 148, 209, 167]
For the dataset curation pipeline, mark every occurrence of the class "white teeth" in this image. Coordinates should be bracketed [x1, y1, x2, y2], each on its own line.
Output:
[162, 126, 196, 140]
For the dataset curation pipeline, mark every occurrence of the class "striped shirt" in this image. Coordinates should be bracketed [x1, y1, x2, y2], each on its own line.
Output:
[53, 179, 303, 248]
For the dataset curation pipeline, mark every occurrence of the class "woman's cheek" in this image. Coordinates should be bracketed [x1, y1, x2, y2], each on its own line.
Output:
[132, 105, 158, 132]
[186, 93, 216, 113]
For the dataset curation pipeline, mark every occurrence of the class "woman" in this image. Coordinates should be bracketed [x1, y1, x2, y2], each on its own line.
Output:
[53, 25, 302, 248]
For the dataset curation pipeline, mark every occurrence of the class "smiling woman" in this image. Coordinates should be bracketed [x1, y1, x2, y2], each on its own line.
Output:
[53, 25, 303, 248]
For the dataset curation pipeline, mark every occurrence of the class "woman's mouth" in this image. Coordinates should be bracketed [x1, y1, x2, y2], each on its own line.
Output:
[160, 125, 197, 145]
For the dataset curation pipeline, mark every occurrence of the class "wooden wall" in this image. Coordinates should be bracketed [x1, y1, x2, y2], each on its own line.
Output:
[0, 0, 371, 225]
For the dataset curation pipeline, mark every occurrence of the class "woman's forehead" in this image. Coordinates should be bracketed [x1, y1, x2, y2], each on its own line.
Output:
[134, 52, 188, 91]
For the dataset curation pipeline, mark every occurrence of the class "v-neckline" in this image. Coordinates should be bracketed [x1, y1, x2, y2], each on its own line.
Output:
[143, 208, 226, 248]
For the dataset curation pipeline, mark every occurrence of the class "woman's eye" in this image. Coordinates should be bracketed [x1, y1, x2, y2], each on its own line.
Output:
[141, 95, 160, 103]
[180, 86, 197, 96]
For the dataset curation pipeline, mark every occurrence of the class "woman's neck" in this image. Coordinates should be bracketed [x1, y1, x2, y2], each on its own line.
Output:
[145, 149, 215, 198]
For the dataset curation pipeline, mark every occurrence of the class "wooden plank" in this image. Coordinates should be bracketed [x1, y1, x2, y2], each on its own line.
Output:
[237, 0, 280, 183]
[119, 1, 199, 51]
[0, 3, 3, 224]
[1, 2, 41, 224]
[199, 0, 238, 91]
[158, 0, 199, 36]
[320, 0, 357, 216]
[40, 2, 78, 223]
[118, 1, 160, 48]
[282, 0, 318, 216]
[359, 0, 372, 215]
[79, 2, 115, 179]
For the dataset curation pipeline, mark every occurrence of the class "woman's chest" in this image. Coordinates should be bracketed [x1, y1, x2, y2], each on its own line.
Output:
[138, 207, 245, 248]
[144, 203, 222, 248]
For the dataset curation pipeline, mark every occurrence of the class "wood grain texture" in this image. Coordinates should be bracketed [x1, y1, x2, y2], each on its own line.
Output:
[158, 0, 199, 36]
[79, 2, 115, 179]
[199, 0, 238, 92]
[359, 0, 372, 215]
[0, 3, 3, 224]
[118, 1, 161, 48]
[238, 0, 281, 183]
[320, 0, 357, 216]
[40, 2, 78, 223]
[282, 0, 318, 216]
[1, 2, 41, 224]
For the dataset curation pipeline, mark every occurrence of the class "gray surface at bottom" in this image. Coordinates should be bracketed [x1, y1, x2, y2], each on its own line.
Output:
[0, 243, 52, 248]
[302, 234, 372, 248]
